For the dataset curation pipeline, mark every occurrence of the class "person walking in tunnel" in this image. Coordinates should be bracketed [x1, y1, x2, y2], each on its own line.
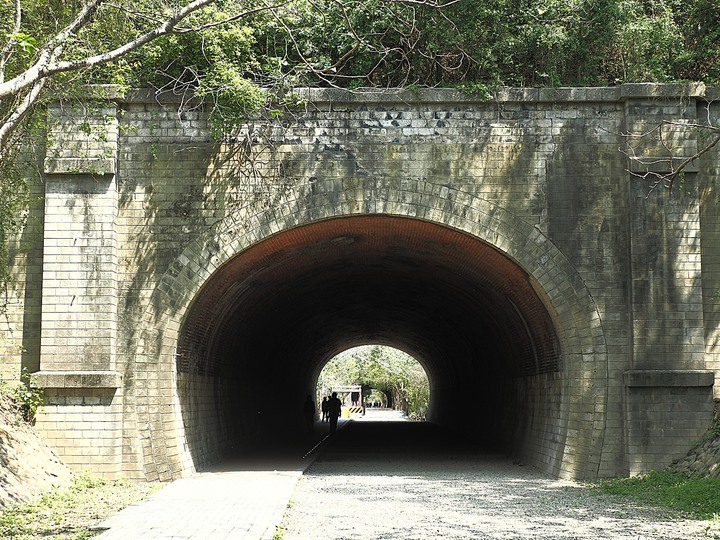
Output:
[303, 395, 316, 433]
[321, 396, 329, 422]
[328, 392, 342, 434]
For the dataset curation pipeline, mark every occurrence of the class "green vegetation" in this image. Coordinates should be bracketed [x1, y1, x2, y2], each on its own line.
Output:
[66, 0, 720, 94]
[318, 345, 430, 418]
[299, 0, 717, 87]
[0, 472, 161, 539]
[2, 0, 720, 305]
[0, 369, 43, 424]
[595, 470, 720, 520]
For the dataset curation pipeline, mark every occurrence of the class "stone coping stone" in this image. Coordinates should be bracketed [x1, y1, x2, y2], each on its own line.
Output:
[30, 370, 123, 389]
[73, 83, 718, 106]
[44, 157, 116, 176]
[624, 369, 714, 388]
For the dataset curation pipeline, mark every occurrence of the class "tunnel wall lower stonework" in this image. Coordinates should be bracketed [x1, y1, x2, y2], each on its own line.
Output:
[176, 373, 227, 470]
[504, 373, 566, 473]
[3, 84, 719, 481]
[624, 370, 715, 473]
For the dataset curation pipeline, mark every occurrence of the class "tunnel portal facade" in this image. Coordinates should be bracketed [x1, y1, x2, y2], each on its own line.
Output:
[4, 84, 720, 481]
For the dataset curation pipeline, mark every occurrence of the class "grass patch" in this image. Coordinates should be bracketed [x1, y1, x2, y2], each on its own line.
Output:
[0, 472, 161, 539]
[595, 470, 720, 520]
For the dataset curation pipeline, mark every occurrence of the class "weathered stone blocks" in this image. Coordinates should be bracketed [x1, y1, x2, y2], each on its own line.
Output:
[2, 84, 719, 480]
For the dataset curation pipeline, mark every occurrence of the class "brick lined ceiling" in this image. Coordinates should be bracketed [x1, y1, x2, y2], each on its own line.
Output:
[178, 215, 559, 387]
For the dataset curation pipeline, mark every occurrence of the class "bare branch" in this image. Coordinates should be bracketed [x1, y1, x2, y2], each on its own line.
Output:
[665, 129, 720, 186]
[175, 0, 296, 32]
[389, 0, 464, 7]
[622, 114, 720, 194]
[260, 0, 346, 88]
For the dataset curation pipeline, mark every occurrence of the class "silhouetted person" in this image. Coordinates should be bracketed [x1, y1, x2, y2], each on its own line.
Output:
[321, 396, 329, 422]
[303, 395, 316, 433]
[328, 392, 342, 434]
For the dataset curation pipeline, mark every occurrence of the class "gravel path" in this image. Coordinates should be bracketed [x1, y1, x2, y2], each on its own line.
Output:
[280, 421, 720, 540]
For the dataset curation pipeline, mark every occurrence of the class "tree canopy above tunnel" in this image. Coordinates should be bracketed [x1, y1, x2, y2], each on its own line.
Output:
[5, 0, 718, 93]
[2, 0, 719, 144]
[3, 0, 719, 305]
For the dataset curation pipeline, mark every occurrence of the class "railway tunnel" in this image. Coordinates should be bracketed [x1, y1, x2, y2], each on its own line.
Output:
[175, 214, 564, 473]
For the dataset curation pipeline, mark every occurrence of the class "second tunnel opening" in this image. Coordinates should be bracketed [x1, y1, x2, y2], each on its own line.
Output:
[176, 215, 562, 473]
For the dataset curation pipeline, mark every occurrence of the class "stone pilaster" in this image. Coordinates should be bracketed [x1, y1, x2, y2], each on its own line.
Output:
[33, 100, 124, 477]
[624, 84, 714, 473]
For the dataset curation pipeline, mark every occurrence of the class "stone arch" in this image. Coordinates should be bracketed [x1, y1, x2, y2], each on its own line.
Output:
[129, 177, 608, 481]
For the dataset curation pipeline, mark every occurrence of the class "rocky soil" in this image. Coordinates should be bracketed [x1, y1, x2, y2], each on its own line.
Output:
[0, 390, 71, 511]
[672, 401, 720, 478]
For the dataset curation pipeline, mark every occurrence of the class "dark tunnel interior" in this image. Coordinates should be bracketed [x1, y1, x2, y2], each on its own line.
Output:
[176, 215, 562, 469]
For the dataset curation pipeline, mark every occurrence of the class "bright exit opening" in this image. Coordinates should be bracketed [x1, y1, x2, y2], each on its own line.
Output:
[317, 345, 430, 422]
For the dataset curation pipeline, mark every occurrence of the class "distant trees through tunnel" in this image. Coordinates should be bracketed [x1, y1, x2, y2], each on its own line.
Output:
[317, 345, 430, 420]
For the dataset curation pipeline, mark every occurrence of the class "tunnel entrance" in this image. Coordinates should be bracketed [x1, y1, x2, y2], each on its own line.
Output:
[175, 214, 568, 475]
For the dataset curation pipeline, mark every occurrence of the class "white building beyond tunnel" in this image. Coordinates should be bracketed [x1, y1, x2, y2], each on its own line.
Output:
[5, 84, 718, 481]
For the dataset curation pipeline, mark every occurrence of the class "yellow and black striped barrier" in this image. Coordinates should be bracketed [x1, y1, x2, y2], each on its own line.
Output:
[341, 406, 365, 418]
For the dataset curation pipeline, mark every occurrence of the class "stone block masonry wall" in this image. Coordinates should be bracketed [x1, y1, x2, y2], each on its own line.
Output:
[623, 87, 717, 473]
[0, 164, 45, 382]
[29, 100, 124, 478]
[41, 103, 119, 371]
[625, 89, 705, 371]
[8, 84, 717, 480]
[251, 86, 712, 476]
[625, 370, 714, 473]
[114, 98, 217, 479]
[700, 98, 720, 400]
[31, 371, 123, 475]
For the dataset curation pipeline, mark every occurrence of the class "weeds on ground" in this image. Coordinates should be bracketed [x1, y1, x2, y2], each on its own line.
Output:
[594, 470, 720, 520]
[0, 472, 161, 539]
[272, 499, 295, 540]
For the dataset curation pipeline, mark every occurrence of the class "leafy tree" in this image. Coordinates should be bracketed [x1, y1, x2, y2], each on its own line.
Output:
[675, 0, 720, 84]
[318, 345, 430, 418]
[0, 0, 227, 315]
[294, 0, 720, 89]
[2, 0, 720, 307]
[0, 0, 456, 310]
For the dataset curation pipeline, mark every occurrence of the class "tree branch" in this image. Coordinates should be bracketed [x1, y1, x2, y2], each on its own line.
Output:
[389, 0, 464, 6]
[0, 0, 217, 100]
[0, 0, 23, 85]
[0, 78, 47, 156]
[174, 0, 295, 32]
[0, 0, 102, 99]
[623, 118, 720, 193]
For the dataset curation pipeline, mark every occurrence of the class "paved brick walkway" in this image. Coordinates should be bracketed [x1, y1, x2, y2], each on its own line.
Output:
[93, 419, 351, 540]
[94, 469, 301, 540]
